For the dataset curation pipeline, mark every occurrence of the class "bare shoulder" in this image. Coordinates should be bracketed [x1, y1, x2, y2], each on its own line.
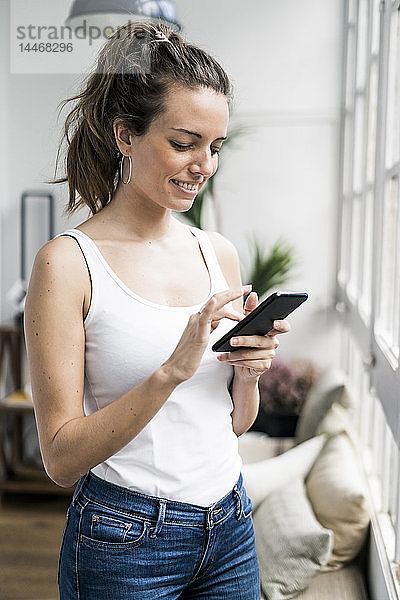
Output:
[26, 234, 90, 317]
[204, 230, 243, 311]
[33, 234, 86, 273]
[204, 230, 240, 270]
[204, 230, 241, 277]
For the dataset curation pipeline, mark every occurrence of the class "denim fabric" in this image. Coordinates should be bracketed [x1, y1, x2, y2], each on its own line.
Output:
[58, 471, 261, 599]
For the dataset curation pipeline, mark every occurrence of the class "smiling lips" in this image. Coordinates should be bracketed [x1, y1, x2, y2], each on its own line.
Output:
[170, 178, 200, 193]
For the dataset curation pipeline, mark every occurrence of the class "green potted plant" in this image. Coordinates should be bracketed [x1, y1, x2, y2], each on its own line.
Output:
[245, 235, 295, 300]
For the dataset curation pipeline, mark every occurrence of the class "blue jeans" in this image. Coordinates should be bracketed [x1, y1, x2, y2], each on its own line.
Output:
[58, 470, 260, 599]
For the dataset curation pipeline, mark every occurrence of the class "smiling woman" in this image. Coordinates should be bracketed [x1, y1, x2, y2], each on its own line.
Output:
[24, 20, 291, 600]
[49, 22, 232, 215]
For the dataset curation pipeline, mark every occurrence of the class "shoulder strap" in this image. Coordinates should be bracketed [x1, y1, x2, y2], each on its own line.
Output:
[188, 226, 231, 291]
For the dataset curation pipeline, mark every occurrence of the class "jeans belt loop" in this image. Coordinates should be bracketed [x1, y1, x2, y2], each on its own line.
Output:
[233, 486, 242, 520]
[72, 471, 89, 506]
[149, 499, 167, 538]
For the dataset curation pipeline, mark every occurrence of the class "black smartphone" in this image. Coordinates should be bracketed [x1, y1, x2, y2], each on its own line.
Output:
[211, 291, 308, 353]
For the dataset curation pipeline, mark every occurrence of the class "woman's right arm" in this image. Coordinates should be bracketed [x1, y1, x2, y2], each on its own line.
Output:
[24, 236, 181, 488]
[24, 237, 248, 488]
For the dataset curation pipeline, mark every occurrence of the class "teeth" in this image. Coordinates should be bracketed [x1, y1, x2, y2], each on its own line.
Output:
[171, 179, 198, 191]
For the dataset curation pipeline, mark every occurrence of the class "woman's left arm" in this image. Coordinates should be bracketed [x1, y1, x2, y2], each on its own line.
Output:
[205, 231, 290, 436]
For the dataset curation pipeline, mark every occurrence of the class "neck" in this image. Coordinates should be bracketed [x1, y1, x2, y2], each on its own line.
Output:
[98, 182, 185, 242]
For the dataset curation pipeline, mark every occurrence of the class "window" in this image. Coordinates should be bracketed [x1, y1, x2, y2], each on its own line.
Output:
[337, 0, 400, 590]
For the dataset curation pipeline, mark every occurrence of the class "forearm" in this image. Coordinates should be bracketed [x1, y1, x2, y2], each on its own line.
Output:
[47, 366, 178, 487]
[230, 373, 261, 437]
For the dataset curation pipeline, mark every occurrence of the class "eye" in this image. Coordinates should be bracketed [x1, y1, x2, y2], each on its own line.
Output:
[170, 141, 192, 151]
[170, 140, 221, 156]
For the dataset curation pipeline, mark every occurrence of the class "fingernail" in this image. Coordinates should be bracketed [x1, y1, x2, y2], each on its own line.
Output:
[274, 320, 282, 328]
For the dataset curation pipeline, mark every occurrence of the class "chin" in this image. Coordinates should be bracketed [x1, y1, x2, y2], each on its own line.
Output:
[165, 195, 197, 212]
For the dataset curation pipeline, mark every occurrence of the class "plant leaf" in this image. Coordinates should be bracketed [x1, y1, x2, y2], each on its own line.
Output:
[247, 235, 295, 298]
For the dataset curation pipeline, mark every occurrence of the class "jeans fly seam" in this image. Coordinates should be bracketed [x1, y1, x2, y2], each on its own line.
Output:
[76, 498, 89, 600]
[187, 523, 212, 585]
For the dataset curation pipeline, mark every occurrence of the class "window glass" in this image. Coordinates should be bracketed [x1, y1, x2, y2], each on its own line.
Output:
[348, 196, 363, 301]
[353, 96, 366, 192]
[339, 197, 352, 286]
[346, 27, 357, 110]
[389, 438, 399, 527]
[360, 191, 373, 321]
[344, 113, 355, 196]
[349, 0, 358, 26]
[371, 0, 381, 55]
[376, 177, 399, 362]
[356, 0, 369, 90]
[385, 10, 400, 168]
[367, 61, 378, 183]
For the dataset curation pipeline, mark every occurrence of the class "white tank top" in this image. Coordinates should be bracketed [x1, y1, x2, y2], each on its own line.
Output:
[57, 225, 242, 506]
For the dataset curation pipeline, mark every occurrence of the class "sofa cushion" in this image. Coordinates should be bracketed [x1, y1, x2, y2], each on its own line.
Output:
[305, 432, 370, 570]
[316, 401, 359, 449]
[238, 431, 279, 463]
[260, 563, 368, 600]
[295, 368, 351, 443]
[254, 477, 333, 600]
[242, 435, 326, 510]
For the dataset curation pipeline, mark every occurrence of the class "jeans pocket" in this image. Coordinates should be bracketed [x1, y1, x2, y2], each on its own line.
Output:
[79, 503, 148, 550]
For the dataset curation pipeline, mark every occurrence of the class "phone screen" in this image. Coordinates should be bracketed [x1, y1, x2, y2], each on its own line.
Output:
[212, 291, 308, 353]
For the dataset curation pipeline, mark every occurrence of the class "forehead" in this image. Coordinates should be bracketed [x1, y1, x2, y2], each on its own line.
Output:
[157, 86, 229, 137]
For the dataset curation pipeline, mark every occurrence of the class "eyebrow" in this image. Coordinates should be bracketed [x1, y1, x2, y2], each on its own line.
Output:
[171, 128, 227, 142]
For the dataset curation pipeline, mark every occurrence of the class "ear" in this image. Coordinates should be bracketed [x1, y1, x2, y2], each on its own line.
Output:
[113, 119, 134, 155]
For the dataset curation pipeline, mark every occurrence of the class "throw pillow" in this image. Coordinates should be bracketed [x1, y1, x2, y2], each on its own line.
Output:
[254, 477, 334, 600]
[295, 367, 351, 443]
[305, 432, 371, 570]
[316, 401, 359, 450]
[238, 431, 277, 464]
[242, 434, 326, 510]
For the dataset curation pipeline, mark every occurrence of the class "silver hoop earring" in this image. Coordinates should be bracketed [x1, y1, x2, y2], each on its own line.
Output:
[120, 154, 132, 184]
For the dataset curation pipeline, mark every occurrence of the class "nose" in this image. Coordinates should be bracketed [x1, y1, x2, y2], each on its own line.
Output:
[189, 149, 215, 179]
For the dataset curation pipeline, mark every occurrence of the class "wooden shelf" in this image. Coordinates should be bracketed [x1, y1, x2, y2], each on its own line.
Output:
[0, 323, 75, 499]
[0, 390, 34, 413]
[0, 389, 74, 500]
[0, 464, 74, 496]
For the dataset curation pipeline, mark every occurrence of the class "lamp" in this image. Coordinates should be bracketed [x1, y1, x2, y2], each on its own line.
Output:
[65, 0, 181, 31]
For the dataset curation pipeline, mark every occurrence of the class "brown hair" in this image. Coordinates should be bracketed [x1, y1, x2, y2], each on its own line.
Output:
[50, 21, 233, 215]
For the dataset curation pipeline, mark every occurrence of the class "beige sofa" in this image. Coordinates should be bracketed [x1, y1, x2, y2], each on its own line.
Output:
[238, 369, 371, 600]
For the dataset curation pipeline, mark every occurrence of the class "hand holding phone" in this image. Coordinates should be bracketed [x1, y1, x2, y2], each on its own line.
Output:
[212, 291, 308, 353]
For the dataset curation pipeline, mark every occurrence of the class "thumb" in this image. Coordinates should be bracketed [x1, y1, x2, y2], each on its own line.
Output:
[244, 291, 258, 316]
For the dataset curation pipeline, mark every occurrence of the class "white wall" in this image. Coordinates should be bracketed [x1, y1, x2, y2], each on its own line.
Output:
[175, 0, 344, 367]
[0, 0, 344, 369]
[0, 0, 9, 319]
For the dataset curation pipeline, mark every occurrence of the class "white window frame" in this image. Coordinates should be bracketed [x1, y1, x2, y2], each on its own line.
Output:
[337, 0, 400, 595]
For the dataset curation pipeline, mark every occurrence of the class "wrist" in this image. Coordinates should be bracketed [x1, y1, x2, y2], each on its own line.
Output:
[233, 371, 261, 385]
[158, 361, 186, 387]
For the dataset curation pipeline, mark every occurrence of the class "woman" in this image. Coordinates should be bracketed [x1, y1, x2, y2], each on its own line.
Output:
[24, 21, 290, 599]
